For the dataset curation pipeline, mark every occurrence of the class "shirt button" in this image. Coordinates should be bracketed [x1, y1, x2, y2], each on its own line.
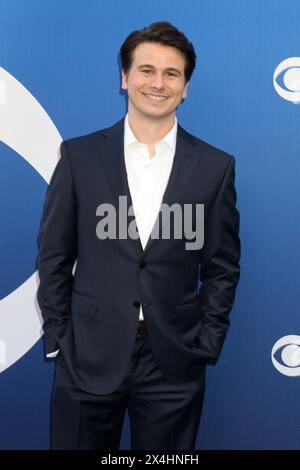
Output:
[133, 301, 140, 308]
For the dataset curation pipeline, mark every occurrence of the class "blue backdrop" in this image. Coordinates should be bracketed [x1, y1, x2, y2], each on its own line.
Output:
[0, 0, 299, 449]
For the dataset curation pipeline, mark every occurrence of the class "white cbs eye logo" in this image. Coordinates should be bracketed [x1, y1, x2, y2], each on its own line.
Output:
[271, 335, 300, 377]
[0, 67, 62, 372]
[273, 57, 300, 104]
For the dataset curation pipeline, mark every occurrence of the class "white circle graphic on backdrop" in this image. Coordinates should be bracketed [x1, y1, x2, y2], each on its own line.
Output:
[0, 66, 62, 372]
[273, 57, 300, 103]
[271, 335, 300, 377]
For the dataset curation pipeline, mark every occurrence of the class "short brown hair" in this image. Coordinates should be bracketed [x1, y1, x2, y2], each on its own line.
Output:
[120, 21, 196, 83]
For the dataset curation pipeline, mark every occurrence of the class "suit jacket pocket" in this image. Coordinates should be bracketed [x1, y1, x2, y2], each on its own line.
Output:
[71, 290, 97, 317]
[175, 300, 203, 347]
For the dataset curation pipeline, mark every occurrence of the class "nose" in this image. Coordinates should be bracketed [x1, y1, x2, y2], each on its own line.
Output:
[149, 73, 165, 90]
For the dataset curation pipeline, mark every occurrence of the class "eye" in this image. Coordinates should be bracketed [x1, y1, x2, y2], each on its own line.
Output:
[142, 69, 152, 76]
[271, 335, 300, 376]
[273, 57, 300, 103]
[166, 71, 177, 78]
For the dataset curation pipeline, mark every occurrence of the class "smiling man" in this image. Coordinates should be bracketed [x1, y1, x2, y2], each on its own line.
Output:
[121, 41, 188, 147]
[37, 21, 241, 450]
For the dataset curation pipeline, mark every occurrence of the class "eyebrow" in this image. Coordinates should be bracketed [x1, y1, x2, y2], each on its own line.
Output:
[137, 64, 182, 75]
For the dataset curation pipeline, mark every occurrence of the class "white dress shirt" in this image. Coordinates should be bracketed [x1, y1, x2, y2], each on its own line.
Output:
[46, 115, 177, 357]
[124, 113, 177, 320]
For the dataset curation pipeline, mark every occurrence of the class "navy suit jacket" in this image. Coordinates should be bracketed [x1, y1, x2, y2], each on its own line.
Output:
[37, 118, 241, 394]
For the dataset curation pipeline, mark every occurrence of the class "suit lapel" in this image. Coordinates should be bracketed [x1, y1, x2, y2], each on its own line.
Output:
[96, 119, 201, 257]
[143, 125, 200, 255]
[96, 118, 129, 206]
[96, 119, 143, 255]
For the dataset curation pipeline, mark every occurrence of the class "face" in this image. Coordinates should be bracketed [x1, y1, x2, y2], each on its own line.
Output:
[121, 42, 189, 121]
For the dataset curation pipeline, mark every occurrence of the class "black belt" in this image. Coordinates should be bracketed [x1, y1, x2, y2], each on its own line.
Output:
[136, 320, 147, 337]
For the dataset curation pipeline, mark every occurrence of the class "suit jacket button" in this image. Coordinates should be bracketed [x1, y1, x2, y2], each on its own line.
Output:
[133, 301, 140, 308]
[139, 261, 146, 269]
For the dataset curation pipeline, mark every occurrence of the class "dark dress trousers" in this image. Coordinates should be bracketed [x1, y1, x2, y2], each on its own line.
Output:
[37, 118, 240, 449]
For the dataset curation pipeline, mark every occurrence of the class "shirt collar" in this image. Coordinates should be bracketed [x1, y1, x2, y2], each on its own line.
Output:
[124, 113, 177, 154]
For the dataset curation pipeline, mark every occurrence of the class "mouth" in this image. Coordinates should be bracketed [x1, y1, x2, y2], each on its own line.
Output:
[142, 92, 169, 104]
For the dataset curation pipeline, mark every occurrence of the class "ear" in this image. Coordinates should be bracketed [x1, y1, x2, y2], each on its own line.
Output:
[182, 81, 189, 99]
[121, 69, 128, 91]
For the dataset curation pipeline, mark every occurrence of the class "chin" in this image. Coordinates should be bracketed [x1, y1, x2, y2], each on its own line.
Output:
[141, 106, 172, 118]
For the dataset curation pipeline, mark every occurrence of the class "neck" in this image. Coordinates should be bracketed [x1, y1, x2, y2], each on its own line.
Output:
[127, 107, 175, 148]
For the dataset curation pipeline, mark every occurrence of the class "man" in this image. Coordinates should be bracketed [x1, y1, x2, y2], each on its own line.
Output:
[37, 21, 240, 450]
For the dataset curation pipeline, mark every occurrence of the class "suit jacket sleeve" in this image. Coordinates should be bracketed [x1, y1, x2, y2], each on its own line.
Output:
[37, 141, 78, 355]
[197, 156, 241, 364]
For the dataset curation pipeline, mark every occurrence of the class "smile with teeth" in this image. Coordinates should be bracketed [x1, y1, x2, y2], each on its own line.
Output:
[142, 93, 169, 103]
